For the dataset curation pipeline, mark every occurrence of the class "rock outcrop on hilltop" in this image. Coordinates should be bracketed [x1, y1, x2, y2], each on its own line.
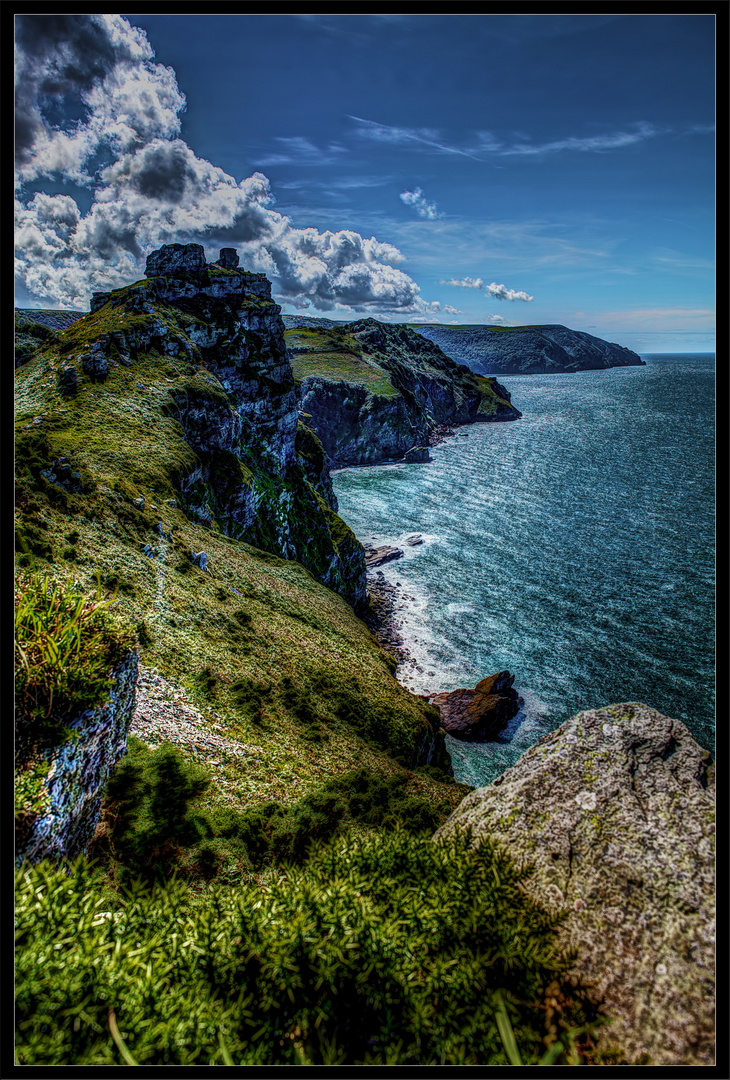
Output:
[76, 244, 365, 606]
[287, 317, 521, 467]
[411, 323, 645, 375]
[435, 703, 715, 1066]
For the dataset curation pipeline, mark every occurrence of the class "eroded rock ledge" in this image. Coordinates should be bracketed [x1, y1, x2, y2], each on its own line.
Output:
[435, 703, 715, 1066]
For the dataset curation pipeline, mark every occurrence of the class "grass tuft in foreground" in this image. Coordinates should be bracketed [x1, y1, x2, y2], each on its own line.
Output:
[14, 569, 135, 756]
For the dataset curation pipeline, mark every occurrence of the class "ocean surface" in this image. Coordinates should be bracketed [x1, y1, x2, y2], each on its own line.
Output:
[332, 354, 715, 787]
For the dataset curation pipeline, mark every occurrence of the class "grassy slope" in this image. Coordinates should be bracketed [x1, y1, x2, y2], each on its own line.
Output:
[287, 325, 516, 418]
[286, 327, 399, 398]
[15, 309, 459, 820]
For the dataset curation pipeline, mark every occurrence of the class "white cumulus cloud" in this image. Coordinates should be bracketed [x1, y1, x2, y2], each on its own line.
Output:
[440, 276, 534, 301]
[400, 187, 440, 220]
[14, 14, 452, 317]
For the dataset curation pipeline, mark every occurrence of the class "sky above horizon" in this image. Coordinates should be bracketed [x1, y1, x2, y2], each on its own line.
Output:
[15, 13, 716, 352]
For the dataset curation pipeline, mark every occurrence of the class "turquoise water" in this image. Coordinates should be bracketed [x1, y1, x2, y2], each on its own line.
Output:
[332, 355, 715, 787]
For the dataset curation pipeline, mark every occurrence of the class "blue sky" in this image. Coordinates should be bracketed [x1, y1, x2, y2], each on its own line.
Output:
[15, 13, 715, 351]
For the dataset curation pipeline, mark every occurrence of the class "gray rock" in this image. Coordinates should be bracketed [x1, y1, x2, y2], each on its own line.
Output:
[145, 242, 207, 277]
[216, 247, 240, 270]
[15, 651, 139, 864]
[80, 351, 109, 381]
[364, 545, 404, 568]
[57, 364, 77, 395]
[191, 550, 209, 571]
[435, 703, 715, 1065]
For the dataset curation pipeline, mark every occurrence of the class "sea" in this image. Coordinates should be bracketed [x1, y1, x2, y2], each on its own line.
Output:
[331, 354, 715, 788]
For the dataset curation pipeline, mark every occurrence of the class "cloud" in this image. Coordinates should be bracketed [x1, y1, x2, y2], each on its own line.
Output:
[440, 276, 534, 301]
[476, 121, 663, 157]
[400, 187, 440, 220]
[349, 116, 479, 158]
[14, 16, 453, 317]
[441, 276, 484, 289]
[351, 114, 667, 161]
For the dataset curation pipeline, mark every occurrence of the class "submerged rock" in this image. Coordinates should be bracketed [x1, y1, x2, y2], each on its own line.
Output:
[435, 703, 715, 1065]
[430, 671, 521, 741]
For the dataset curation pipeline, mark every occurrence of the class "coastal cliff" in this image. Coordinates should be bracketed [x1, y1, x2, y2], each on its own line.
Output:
[410, 323, 645, 375]
[288, 318, 520, 467]
[15, 245, 454, 835]
[14, 249, 712, 1066]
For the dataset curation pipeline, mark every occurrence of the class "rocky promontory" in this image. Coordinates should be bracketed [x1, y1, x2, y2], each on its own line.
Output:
[411, 323, 645, 375]
[286, 317, 521, 467]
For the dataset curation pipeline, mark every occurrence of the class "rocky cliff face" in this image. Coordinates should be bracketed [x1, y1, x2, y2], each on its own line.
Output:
[411, 323, 645, 375]
[63, 244, 365, 607]
[15, 651, 139, 865]
[435, 703, 715, 1066]
[288, 317, 521, 467]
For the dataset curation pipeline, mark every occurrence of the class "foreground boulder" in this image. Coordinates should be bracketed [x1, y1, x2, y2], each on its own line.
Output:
[430, 671, 521, 741]
[435, 703, 715, 1065]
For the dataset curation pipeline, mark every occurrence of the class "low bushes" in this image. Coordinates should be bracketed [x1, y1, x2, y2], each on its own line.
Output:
[15, 830, 610, 1065]
[96, 743, 455, 885]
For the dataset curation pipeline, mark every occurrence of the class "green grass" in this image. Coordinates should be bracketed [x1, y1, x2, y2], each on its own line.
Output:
[286, 329, 399, 398]
[14, 569, 135, 753]
[15, 831, 613, 1065]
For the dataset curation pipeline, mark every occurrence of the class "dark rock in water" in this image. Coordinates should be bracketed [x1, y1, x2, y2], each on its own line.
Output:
[145, 242, 207, 277]
[431, 670, 521, 741]
[434, 703, 715, 1066]
[364, 545, 404, 568]
[404, 534, 424, 546]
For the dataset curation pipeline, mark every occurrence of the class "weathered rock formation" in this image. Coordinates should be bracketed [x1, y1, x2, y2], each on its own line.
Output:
[77, 245, 366, 606]
[430, 671, 521, 741]
[287, 317, 521, 467]
[435, 703, 715, 1066]
[412, 323, 645, 375]
[15, 651, 139, 865]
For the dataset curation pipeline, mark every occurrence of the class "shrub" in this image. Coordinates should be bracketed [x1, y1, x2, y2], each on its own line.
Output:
[14, 832, 612, 1065]
[104, 741, 213, 883]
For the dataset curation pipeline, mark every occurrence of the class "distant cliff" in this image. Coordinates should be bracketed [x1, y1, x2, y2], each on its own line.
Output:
[409, 323, 645, 375]
[286, 317, 521, 467]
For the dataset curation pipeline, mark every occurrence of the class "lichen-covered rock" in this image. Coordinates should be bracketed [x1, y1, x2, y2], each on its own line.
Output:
[15, 650, 139, 864]
[435, 703, 715, 1065]
[430, 671, 521, 741]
